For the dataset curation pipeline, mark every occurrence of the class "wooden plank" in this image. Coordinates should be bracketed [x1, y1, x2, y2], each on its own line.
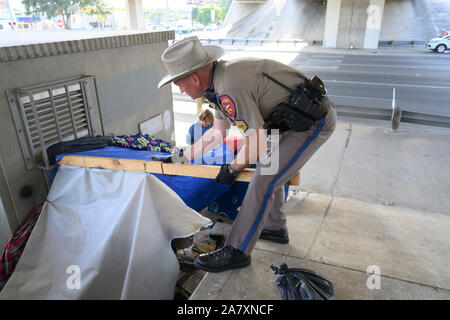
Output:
[288, 173, 300, 186]
[59, 155, 300, 186]
[161, 162, 255, 183]
[59, 155, 85, 167]
[60, 155, 163, 174]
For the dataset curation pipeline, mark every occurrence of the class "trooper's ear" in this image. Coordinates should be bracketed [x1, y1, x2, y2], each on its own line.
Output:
[190, 72, 201, 86]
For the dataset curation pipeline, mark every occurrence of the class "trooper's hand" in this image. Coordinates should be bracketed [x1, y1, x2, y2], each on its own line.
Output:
[214, 163, 239, 185]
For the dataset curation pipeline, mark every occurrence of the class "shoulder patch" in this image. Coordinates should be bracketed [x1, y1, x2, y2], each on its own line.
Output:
[219, 95, 236, 118]
[235, 119, 248, 133]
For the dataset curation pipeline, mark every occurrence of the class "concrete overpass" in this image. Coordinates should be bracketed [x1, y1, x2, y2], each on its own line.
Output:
[222, 0, 385, 49]
[221, 0, 450, 49]
[123, 0, 450, 49]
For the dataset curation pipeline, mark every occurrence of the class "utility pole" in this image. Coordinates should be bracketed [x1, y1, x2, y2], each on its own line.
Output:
[165, 0, 169, 26]
[5, 0, 16, 30]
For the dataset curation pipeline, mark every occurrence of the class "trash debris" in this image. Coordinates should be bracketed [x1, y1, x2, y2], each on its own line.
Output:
[271, 263, 335, 300]
[176, 223, 229, 264]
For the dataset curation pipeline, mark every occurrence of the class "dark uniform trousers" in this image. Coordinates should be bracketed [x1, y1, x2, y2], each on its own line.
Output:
[225, 98, 337, 255]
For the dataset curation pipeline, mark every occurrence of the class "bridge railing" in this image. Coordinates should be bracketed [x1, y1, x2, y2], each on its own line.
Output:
[194, 38, 427, 47]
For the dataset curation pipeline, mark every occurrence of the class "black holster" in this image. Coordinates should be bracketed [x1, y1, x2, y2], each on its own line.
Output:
[265, 104, 316, 133]
[263, 73, 328, 133]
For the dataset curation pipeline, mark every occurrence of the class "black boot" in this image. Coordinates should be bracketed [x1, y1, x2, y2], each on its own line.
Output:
[194, 245, 251, 273]
[259, 228, 289, 244]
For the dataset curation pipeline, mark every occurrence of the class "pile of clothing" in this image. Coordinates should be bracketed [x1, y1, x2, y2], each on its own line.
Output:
[0, 203, 44, 292]
[46, 134, 175, 165]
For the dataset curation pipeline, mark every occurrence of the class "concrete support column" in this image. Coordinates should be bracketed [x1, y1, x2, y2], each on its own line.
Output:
[363, 0, 385, 49]
[323, 0, 341, 48]
[323, 0, 385, 49]
[126, 0, 145, 30]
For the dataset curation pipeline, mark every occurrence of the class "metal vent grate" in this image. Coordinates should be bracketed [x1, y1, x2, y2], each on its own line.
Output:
[7, 75, 99, 170]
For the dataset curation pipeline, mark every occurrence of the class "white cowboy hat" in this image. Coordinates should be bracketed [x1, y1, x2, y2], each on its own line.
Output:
[158, 36, 225, 88]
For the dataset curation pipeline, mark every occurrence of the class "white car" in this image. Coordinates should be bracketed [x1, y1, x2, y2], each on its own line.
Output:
[426, 35, 450, 53]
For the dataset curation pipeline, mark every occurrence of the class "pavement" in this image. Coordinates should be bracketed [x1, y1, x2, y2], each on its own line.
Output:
[175, 112, 450, 300]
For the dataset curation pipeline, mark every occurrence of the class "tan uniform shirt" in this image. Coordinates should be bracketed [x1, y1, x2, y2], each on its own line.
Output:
[211, 58, 309, 136]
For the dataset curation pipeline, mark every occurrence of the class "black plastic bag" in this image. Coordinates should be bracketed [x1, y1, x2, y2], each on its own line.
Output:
[271, 263, 335, 300]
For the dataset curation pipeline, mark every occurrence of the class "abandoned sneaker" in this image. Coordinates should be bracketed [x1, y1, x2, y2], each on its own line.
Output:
[194, 245, 251, 273]
[259, 228, 289, 244]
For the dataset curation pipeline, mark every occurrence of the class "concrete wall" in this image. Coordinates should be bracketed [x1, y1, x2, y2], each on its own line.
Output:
[380, 0, 444, 41]
[0, 199, 12, 249]
[0, 31, 175, 242]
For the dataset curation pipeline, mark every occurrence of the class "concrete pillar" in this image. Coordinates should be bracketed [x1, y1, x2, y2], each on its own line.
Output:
[363, 0, 385, 49]
[165, 0, 170, 26]
[323, 0, 341, 48]
[126, 0, 145, 30]
[323, 0, 385, 49]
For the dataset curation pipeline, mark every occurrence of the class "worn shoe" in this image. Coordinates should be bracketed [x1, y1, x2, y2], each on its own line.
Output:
[194, 245, 251, 273]
[259, 228, 289, 244]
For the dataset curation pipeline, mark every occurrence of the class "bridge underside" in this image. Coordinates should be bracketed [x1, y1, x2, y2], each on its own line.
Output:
[222, 0, 449, 49]
[124, 0, 450, 49]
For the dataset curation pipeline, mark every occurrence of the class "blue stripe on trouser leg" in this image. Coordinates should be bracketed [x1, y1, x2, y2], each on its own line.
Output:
[239, 117, 327, 252]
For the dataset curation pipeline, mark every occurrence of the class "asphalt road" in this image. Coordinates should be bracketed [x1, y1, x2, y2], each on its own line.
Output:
[220, 44, 450, 117]
[288, 51, 450, 117]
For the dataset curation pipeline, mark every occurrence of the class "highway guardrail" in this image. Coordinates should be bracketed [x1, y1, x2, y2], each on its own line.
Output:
[197, 38, 428, 47]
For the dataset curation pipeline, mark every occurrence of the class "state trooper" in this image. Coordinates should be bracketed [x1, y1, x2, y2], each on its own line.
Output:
[158, 36, 336, 272]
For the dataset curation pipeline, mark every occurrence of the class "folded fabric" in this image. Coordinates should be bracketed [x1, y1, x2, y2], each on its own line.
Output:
[0, 202, 44, 292]
[110, 134, 174, 153]
[46, 136, 112, 165]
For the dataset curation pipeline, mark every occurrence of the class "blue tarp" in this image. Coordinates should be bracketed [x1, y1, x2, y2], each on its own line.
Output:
[56, 144, 234, 212]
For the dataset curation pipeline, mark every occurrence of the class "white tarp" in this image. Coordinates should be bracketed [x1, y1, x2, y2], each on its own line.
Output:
[0, 165, 211, 299]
